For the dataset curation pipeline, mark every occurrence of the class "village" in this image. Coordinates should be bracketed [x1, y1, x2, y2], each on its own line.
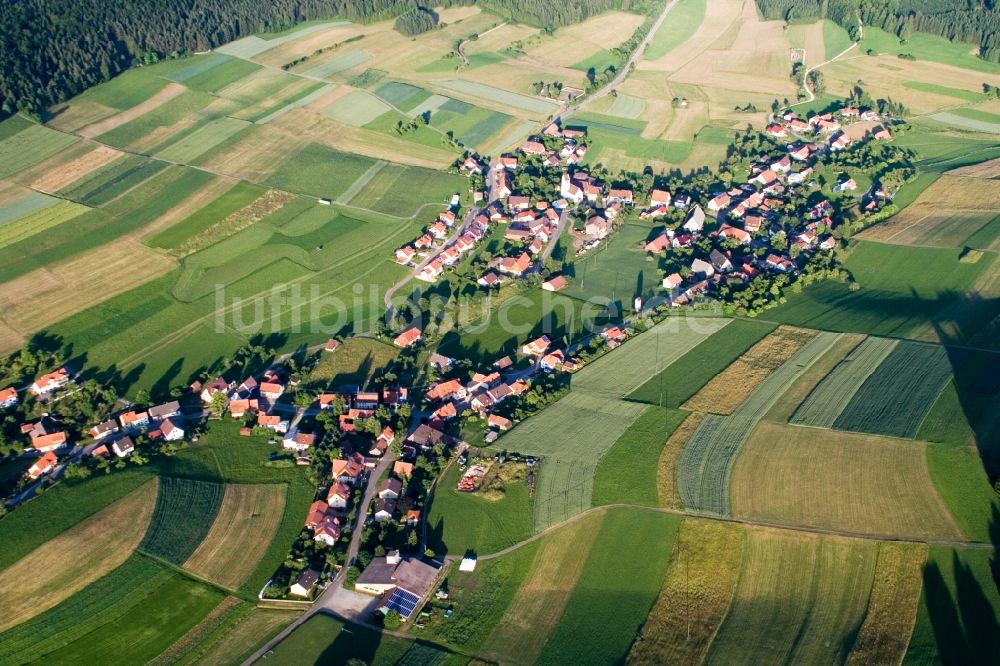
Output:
[0, 91, 912, 631]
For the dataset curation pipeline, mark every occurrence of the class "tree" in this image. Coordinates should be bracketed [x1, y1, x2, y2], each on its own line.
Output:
[383, 609, 403, 630]
[210, 390, 227, 416]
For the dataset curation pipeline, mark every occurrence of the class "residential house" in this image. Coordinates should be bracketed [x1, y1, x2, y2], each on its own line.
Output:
[374, 498, 397, 522]
[260, 382, 284, 401]
[496, 252, 531, 276]
[683, 205, 706, 232]
[229, 398, 259, 417]
[585, 215, 610, 239]
[159, 418, 185, 442]
[521, 335, 551, 356]
[332, 454, 366, 484]
[327, 481, 352, 509]
[148, 401, 180, 421]
[393, 326, 423, 348]
[766, 254, 795, 272]
[709, 249, 734, 273]
[542, 275, 567, 291]
[290, 569, 320, 598]
[283, 429, 315, 451]
[314, 515, 342, 546]
[325, 338, 341, 353]
[522, 140, 546, 155]
[91, 419, 119, 441]
[691, 258, 716, 279]
[717, 224, 752, 245]
[27, 452, 58, 480]
[707, 192, 731, 214]
[395, 246, 416, 264]
[645, 232, 671, 254]
[370, 427, 394, 456]
[0, 387, 18, 408]
[31, 430, 67, 453]
[607, 188, 633, 205]
[379, 478, 402, 500]
[426, 379, 465, 403]
[257, 413, 289, 433]
[540, 349, 564, 372]
[663, 273, 683, 290]
[119, 410, 149, 431]
[112, 436, 135, 457]
[394, 461, 414, 478]
[488, 414, 512, 431]
[200, 377, 231, 403]
[30, 368, 70, 395]
[354, 553, 440, 619]
[433, 402, 457, 421]
[429, 353, 453, 370]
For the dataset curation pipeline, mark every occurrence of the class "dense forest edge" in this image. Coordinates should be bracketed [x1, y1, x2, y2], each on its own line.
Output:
[757, 0, 1000, 59]
[0, 0, 633, 118]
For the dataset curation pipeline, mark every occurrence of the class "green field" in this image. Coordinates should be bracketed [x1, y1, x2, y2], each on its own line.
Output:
[0, 200, 91, 250]
[708, 530, 876, 664]
[678, 332, 840, 515]
[768, 240, 1000, 347]
[823, 19, 854, 60]
[561, 221, 667, 307]
[832, 342, 956, 438]
[0, 190, 60, 224]
[925, 443, 1000, 544]
[146, 181, 265, 249]
[436, 80, 560, 116]
[96, 90, 215, 148]
[591, 406, 688, 507]
[860, 27, 1000, 74]
[302, 50, 371, 79]
[266, 143, 376, 199]
[902, 81, 986, 103]
[268, 613, 413, 665]
[58, 155, 168, 206]
[606, 93, 647, 120]
[140, 477, 225, 564]
[323, 90, 393, 126]
[0, 123, 79, 178]
[346, 163, 464, 217]
[628, 319, 776, 406]
[537, 509, 680, 664]
[155, 116, 253, 162]
[905, 546, 1000, 664]
[0, 470, 156, 572]
[644, 0, 706, 60]
[255, 83, 336, 123]
[426, 463, 533, 556]
[375, 81, 429, 108]
[790, 336, 898, 427]
[168, 55, 262, 93]
[77, 68, 172, 109]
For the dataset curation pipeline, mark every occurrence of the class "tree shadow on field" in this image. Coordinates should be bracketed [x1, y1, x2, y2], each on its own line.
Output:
[151, 358, 184, 402]
[314, 611, 385, 665]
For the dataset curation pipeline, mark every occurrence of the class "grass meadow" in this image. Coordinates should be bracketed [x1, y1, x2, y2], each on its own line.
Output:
[184, 608, 301, 666]
[591, 406, 688, 507]
[267, 613, 412, 665]
[266, 143, 376, 199]
[139, 476, 225, 564]
[426, 463, 533, 556]
[628, 319, 776, 406]
[0, 123, 80, 178]
[146, 181, 265, 249]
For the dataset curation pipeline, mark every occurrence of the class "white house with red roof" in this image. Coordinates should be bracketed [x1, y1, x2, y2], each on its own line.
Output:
[30, 368, 70, 395]
[393, 326, 422, 348]
[27, 452, 58, 480]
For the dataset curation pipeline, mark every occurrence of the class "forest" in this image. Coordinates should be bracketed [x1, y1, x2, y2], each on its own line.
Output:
[0, 0, 623, 118]
[756, 0, 1000, 60]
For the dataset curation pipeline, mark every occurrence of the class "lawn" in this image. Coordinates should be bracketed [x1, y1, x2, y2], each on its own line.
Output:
[183, 483, 288, 590]
[925, 443, 1000, 544]
[536, 509, 681, 664]
[0, 469, 157, 571]
[267, 613, 413, 665]
[139, 476, 225, 565]
[479, 517, 604, 665]
[708, 529, 876, 664]
[421, 541, 541, 651]
[591, 406, 688, 507]
[628, 319, 776, 406]
[306, 337, 400, 390]
[146, 181, 265, 250]
[905, 546, 1000, 664]
[629, 519, 745, 665]
[425, 462, 533, 556]
[832, 341, 957, 438]
[730, 422, 964, 541]
[0, 480, 157, 632]
[678, 332, 841, 515]
[643, 0, 706, 60]
[790, 336, 898, 427]
[265, 143, 377, 199]
[767, 240, 1000, 347]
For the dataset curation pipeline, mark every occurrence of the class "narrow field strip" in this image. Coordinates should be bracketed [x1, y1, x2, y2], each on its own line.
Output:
[0, 200, 90, 250]
[156, 116, 252, 162]
[846, 542, 928, 665]
[629, 519, 744, 665]
[256, 83, 338, 124]
[678, 332, 841, 515]
[337, 159, 388, 204]
[0, 479, 158, 632]
[0, 124, 80, 179]
[0, 191, 59, 225]
[790, 336, 899, 428]
[657, 411, 704, 509]
[29, 144, 124, 193]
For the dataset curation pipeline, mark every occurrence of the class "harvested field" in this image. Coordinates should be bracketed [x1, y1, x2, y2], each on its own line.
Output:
[790, 336, 898, 428]
[949, 156, 1000, 179]
[303, 50, 371, 78]
[0, 320, 22, 356]
[0, 479, 158, 632]
[256, 83, 338, 123]
[678, 332, 841, 515]
[166, 189, 295, 257]
[629, 519, 744, 666]
[707, 529, 876, 665]
[45, 100, 119, 133]
[140, 477, 225, 565]
[833, 341, 956, 438]
[184, 484, 287, 590]
[479, 515, 603, 665]
[526, 11, 644, 69]
[846, 542, 927, 665]
[216, 21, 352, 59]
[76, 82, 186, 139]
[192, 608, 301, 666]
[730, 422, 964, 541]
[198, 124, 309, 182]
[0, 240, 175, 336]
[656, 411, 703, 510]
[887, 211, 1000, 250]
[29, 144, 124, 193]
[684, 326, 817, 414]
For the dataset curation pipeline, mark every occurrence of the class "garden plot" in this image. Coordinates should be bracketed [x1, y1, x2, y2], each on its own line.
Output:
[790, 336, 899, 428]
[678, 332, 841, 515]
[323, 90, 393, 126]
[833, 341, 958, 438]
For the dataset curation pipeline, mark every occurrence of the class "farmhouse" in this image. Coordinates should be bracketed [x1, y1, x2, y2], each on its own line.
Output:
[355, 551, 441, 619]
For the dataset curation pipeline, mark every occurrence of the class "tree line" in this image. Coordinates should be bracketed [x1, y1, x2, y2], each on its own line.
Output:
[755, 0, 1000, 61]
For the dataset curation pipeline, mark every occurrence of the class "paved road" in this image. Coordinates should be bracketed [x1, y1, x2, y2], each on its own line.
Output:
[243, 453, 395, 665]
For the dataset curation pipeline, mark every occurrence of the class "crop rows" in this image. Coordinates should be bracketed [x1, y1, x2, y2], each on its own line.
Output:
[678, 332, 840, 515]
[140, 477, 225, 564]
[0, 200, 90, 250]
[791, 336, 898, 427]
[58, 155, 166, 206]
[833, 342, 958, 438]
[0, 124, 79, 179]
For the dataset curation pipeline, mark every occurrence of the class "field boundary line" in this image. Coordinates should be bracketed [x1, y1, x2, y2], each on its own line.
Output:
[134, 549, 239, 597]
[336, 159, 387, 205]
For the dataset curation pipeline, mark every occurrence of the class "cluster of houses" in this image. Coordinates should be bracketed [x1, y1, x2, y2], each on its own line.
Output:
[766, 106, 892, 153]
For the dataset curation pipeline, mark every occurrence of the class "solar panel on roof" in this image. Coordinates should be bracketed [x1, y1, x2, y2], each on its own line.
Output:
[384, 588, 420, 618]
